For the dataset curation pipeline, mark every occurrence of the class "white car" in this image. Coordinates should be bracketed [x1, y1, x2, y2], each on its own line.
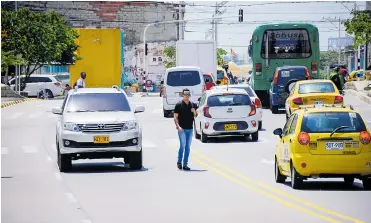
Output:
[211, 84, 263, 130]
[162, 66, 205, 117]
[8, 74, 63, 98]
[52, 86, 145, 172]
[54, 73, 70, 87]
[194, 88, 259, 143]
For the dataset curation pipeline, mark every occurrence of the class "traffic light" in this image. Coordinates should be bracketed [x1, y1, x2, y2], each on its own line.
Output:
[145, 43, 148, 55]
[238, 9, 243, 22]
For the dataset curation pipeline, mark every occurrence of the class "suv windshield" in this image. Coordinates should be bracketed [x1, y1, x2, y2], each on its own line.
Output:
[166, 71, 201, 86]
[65, 93, 131, 112]
[301, 112, 366, 133]
[298, 82, 335, 94]
[207, 94, 252, 107]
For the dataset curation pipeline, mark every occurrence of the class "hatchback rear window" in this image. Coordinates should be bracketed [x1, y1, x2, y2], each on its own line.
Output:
[166, 71, 201, 86]
[301, 112, 366, 133]
[207, 94, 252, 107]
[277, 68, 308, 85]
[298, 82, 335, 94]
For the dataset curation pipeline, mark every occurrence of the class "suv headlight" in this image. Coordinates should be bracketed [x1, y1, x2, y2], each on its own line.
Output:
[63, 123, 80, 132]
[122, 121, 137, 131]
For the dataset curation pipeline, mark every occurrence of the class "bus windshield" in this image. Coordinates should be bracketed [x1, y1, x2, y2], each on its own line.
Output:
[261, 29, 312, 59]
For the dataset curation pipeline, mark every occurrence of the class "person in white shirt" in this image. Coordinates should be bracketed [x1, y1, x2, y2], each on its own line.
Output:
[74, 72, 86, 89]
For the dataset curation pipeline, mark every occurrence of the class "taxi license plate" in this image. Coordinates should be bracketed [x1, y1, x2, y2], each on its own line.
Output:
[94, 136, 110, 144]
[325, 142, 344, 150]
[314, 100, 324, 105]
[224, 124, 237, 131]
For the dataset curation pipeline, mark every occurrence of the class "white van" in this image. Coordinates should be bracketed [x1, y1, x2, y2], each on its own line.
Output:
[162, 66, 205, 117]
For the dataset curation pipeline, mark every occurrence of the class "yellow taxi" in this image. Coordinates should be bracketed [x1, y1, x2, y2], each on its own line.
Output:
[274, 104, 371, 190]
[285, 80, 343, 120]
[217, 67, 229, 85]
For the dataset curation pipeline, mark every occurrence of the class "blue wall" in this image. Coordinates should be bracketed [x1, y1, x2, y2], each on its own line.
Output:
[43, 66, 69, 73]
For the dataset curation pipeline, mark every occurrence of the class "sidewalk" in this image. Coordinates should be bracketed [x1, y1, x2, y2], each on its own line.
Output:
[344, 81, 371, 105]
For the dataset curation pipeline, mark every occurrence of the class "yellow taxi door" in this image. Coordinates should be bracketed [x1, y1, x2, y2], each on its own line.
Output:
[277, 114, 295, 175]
[282, 113, 299, 172]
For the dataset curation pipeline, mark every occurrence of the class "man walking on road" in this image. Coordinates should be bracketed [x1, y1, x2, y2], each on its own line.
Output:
[174, 88, 198, 171]
[74, 72, 87, 89]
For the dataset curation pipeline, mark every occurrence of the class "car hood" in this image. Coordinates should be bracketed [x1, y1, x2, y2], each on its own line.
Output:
[63, 111, 136, 123]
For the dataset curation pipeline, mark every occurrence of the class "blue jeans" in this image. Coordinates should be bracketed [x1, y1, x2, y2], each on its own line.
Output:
[177, 129, 193, 166]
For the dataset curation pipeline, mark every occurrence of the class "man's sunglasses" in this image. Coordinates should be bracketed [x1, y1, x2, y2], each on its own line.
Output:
[183, 93, 191, 97]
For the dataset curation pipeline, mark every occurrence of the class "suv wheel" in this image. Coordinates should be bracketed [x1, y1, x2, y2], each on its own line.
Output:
[271, 105, 279, 114]
[163, 109, 169, 117]
[129, 149, 142, 170]
[258, 121, 262, 130]
[251, 131, 259, 142]
[57, 142, 72, 172]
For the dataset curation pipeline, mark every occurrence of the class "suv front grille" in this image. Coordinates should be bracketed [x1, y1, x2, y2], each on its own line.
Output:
[77, 123, 124, 133]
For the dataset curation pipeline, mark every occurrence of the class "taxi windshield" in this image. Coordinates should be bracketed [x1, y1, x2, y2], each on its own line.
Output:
[298, 82, 335, 94]
[301, 112, 366, 133]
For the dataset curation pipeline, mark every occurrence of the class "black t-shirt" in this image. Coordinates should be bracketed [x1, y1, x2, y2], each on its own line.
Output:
[174, 100, 198, 129]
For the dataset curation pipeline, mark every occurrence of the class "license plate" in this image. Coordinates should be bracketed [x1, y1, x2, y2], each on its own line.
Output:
[94, 136, 110, 144]
[281, 71, 290, 77]
[314, 100, 324, 105]
[325, 142, 344, 150]
[224, 124, 237, 131]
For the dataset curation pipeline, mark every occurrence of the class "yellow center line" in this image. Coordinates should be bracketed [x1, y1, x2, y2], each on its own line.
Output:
[191, 156, 342, 223]
[192, 150, 365, 223]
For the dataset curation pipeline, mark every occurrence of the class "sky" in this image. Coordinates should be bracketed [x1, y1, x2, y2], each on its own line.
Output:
[182, 1, 369, 60]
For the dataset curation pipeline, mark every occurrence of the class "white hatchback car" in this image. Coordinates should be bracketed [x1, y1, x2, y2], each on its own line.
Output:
[194, 88, 259, 142]
[211, 84, 263, 130]
[52, 86, 145, 172]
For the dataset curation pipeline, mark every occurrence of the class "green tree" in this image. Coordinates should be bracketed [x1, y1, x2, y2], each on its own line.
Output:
[320, 51, 339, 71]
[344, 10, 371, 48]
[1, 8, 81, 90]
[1, 50, 25, 73]
[217, 48, 227, 66]
[163, 46, 176, 68]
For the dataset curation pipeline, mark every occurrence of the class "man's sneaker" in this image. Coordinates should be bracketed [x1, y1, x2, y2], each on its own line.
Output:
[177, 163, 182, 170]
[183, 166, 191, 171]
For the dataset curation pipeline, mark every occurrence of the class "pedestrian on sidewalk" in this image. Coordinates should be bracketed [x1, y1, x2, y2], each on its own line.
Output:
[74, 72, 87, 89]
[173, 88, 198, 171]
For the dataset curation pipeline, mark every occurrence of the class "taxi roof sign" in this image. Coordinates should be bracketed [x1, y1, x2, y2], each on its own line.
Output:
[298, 104, 354, 110]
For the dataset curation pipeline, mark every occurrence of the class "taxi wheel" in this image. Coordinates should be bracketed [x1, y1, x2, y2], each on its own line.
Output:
[344, 177, 355, 186]
[362, 178, 371, 190]
[163, 109, 170, 117]
[251, 131, 259, 142]
[129, 149, 142, 170]
[201, 129, 208, 143]
[290, 164, 303, 189]
[258, 121, 262, 130]
[275, 157, 286, 183]
[57, 143, 72, 172]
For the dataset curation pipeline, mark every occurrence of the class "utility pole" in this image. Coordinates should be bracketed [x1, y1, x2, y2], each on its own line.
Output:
[338, 17, 341, 65]
[213, 1, 228, 48]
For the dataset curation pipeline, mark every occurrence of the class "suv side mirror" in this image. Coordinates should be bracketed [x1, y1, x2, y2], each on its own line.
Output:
[273, 128, 283, 138]
[52, 107, 62, 115]
[134, 105, 145, 113]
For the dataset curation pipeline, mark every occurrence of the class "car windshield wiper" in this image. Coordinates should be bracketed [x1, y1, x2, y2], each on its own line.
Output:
[96, 109, 121, 112]
[330, 126, 353, 137]
[73, 109, 95, 112]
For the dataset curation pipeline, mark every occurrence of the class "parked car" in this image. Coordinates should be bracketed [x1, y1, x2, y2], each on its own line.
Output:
[211, 84, 263, 130]
[269, 66, 311, 114]
[54, 73, 70, 87]
[8, 74, 63, 98]
[162, 66, 205, 117]
[52, 86, 145, 172]
[285, 80, 343, 120]
[194, 88, 259, 142]
[274, 104, 371, 190]
[203, 73, 216, 90]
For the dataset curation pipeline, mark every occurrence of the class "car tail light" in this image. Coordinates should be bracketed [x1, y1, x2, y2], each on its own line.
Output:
[255, 98, 262, 108]
[203, 106, 212, 118]
[305, 68, 311, 80]
[360, 131, 371, 144]
[292, 97, 303, 105]
[249, 104, 256, 116]
[256, 63, 262, 73]
[273, 70, 279, 85]
[54, 82, 61, 87]
[298, 132, 310, 145]
[334, 95, 343, 103]
[311, 62, 318, 74]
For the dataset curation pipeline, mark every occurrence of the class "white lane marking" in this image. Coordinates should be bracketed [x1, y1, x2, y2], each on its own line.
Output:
[54, 172, 62, 181]
[52, 144, 57, 150]
[22, 145, 38, 154]
[82, 220, 93, 223]
[65, 193, 78, 203]
[142, 139, 158, 148]
[8, 112, 23, 120]
[46, 156, 52, 162]
[2, 147, 9, 155]
[261, 159, 274, 165]
[28, 112, 44, 119]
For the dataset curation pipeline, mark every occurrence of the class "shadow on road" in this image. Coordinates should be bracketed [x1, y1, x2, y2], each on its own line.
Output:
[181, 169, 208, 172]
[66, 161, 150, 174]
[203, 136, 266, 144]
[282, 181, 365, 191]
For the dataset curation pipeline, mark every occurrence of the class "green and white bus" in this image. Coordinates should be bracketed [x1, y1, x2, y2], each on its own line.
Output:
[248, 23, 320, 106]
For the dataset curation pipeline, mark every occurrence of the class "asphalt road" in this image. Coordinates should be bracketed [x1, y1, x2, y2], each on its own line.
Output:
[2, 92, 371, 223]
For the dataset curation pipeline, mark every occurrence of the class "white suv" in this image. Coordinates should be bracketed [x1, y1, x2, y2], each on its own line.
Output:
[52, 86, 145, 172]
[194, 88, 259, 142]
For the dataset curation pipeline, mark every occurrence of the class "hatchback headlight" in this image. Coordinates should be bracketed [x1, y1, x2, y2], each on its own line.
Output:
[122, 121, 137, 131]
[63, 123, 80, 132]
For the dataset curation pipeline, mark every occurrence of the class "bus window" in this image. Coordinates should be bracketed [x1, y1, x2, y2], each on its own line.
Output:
[261, 29, 312, 59]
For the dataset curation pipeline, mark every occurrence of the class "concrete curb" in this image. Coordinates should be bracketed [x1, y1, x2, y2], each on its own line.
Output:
[344, 89, 371, 105]
[1, 98, 39, 108]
